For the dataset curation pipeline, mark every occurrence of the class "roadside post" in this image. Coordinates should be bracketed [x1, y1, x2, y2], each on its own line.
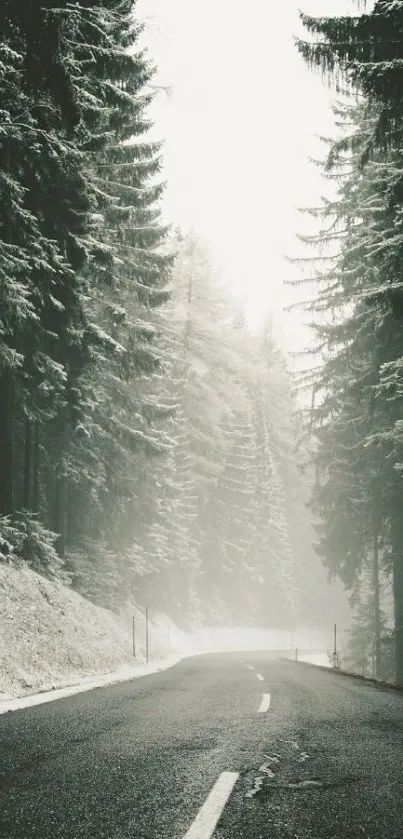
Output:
[146, 606, 149, 664]
[332, 623, 339, 669]
[132, 615, 136, 659]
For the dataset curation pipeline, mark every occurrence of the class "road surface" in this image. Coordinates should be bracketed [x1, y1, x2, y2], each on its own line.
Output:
[0, 653, 402, 838]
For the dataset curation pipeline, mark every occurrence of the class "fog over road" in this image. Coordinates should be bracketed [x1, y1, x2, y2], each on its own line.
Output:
[1, 654, 402, 839]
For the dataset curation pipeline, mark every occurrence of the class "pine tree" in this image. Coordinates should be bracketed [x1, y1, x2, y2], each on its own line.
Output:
[297, 1, 403, 680]
[345, 559, 394, 679]
[0, 1, 173, 597]
[292, 89, 403, 679]
[298, 1, 403, 150]
[0, 2, 92, 517]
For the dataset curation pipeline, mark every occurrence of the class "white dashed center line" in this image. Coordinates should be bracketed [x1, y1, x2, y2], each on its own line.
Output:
[258, 693, 271, 713]
[256, 673, 264, 682]
[183, 772, 239, 839]
[247, 664, 255, 671]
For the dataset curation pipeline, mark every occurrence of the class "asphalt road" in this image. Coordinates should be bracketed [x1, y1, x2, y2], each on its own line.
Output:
[1, 653, 403, 839]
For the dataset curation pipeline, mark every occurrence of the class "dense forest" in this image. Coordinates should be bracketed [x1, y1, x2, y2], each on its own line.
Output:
[297, 0, 403, 683]
[8, 0, 403, 684]
[0, 0, 330, 633]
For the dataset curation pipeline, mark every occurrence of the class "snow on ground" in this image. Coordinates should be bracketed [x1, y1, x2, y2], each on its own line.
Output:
[0, 564, 176, 702]
[296, 652, 331, 667]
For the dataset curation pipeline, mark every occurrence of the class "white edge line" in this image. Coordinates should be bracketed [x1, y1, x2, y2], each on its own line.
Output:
[0, 656, 185, 715]
[257, 673, 264, 682]
[184, 771, 239, 839]
[258, 693, 271, 713]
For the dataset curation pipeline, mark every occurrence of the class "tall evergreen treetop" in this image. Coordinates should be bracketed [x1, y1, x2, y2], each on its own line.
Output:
[298, 2, 403, 147]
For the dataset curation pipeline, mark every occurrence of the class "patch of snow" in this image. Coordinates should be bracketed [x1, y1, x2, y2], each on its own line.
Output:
[287, 780, 322, 789]
[259, 761, 276, 779]
[297, 652, 331, 668]
[0, 564, 181, 705]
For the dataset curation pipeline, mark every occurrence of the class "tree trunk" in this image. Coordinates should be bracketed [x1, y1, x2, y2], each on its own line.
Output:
[390, 509, 403, 684]
[66, 484, 78, 549]
[23, 417, 32, 510]
[393, 547, 403, 685]
[45, 454, 54, 526]
[51, 414, 69, 557]
[0, 370, 14, 515]
[53, 471, 66, 558]
[32, 422, 40, 513]
[372, 509, 381, 679]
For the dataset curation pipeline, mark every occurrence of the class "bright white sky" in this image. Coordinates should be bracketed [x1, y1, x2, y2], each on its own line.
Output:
[136, 0, 362, 357]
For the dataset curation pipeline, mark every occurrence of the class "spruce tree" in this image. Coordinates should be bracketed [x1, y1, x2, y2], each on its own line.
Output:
[0, 1, 172, 592]
[298, 2, 403, 682]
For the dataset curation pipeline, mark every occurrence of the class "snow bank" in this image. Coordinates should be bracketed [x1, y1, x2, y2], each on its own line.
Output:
[296, 652, 331, 667]
[0, 565, 174, 701]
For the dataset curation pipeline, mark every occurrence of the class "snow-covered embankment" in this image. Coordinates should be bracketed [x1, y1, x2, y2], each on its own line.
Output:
[0, 565, 177, 701]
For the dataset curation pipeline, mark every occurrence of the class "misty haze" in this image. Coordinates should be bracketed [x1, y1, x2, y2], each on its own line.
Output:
[0, 1, 402, 838]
